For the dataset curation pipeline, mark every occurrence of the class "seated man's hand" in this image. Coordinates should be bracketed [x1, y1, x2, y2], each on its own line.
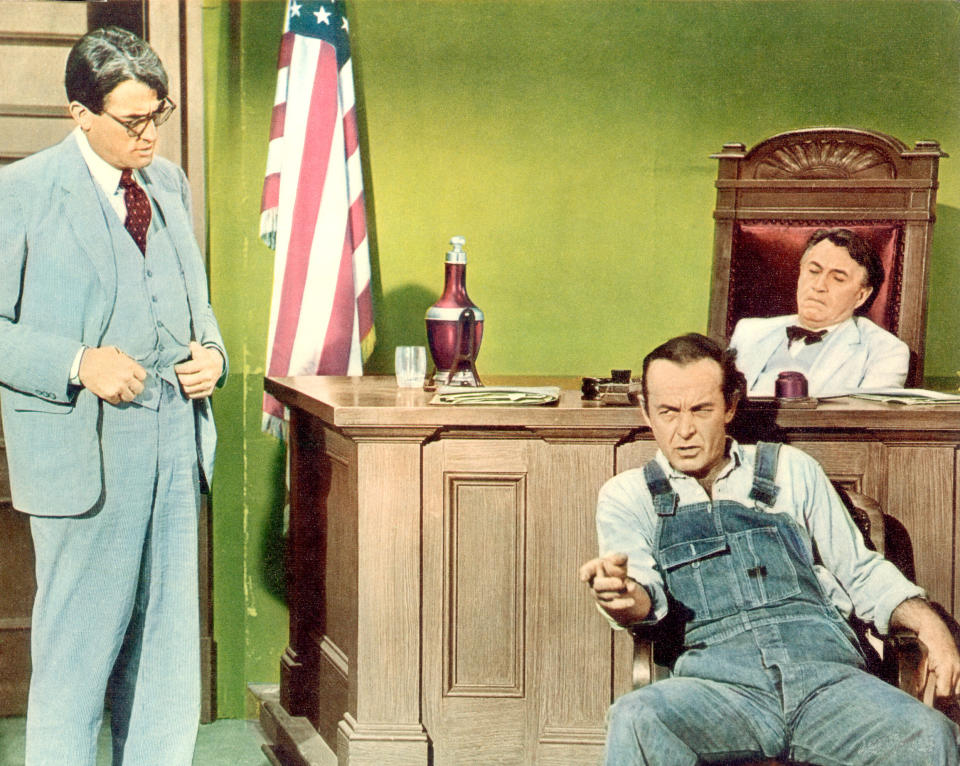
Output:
[579, 552, 651, 626]
[924, 624, 960, 699]
[891, 597, 960, 699]
[174, 341, 224, 400]
[78, 346, 147, 405]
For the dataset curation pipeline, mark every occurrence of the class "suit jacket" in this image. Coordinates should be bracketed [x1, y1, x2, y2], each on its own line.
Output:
[0, 134, 226, 516]
[729, 314, 908, 397]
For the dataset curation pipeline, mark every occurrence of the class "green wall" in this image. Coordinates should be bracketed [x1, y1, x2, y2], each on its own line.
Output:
[203, 0, 960, 717]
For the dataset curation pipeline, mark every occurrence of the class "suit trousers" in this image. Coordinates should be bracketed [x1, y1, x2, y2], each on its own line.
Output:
[25, 380, 201, 766]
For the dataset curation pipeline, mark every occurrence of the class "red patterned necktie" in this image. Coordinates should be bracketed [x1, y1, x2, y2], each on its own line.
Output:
[119, 169, 151, 254]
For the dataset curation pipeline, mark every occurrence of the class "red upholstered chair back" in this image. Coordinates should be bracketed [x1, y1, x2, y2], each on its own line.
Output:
[708, 128, 945, 386]
[727, 223, 903, 337]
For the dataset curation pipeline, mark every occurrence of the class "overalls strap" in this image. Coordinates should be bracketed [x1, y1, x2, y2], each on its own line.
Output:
[748, 441, 781, 506]
[643, 459, 678, 516]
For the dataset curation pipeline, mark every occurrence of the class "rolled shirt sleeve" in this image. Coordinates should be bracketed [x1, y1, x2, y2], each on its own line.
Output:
[596, 469, 669, 628]
[785, 447, 923, 635]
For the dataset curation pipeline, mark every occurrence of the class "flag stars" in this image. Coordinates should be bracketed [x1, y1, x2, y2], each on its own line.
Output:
[314, 5, 331, 25]
[341, 17, 349, 32]
[289, 1, 302, 18]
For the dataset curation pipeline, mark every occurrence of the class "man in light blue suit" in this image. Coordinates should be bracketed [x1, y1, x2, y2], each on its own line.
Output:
[729, 228, 908, 397]
[0, 27, 226, 765]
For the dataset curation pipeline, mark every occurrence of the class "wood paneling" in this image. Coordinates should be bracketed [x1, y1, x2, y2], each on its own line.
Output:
[423, 440, 529, 764]
[444, 472, 526, 696]
[886, 446, 955, 609]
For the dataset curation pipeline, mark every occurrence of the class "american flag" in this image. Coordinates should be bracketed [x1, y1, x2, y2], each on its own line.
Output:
[260, 0, 375, 434]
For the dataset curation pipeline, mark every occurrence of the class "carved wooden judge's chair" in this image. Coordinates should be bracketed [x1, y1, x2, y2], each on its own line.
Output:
[631, 490, 939, 766]
[706, 127, 945, 385]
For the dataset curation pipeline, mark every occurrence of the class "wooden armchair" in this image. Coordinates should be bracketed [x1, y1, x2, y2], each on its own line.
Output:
[707, 128, 946, 386]
[630, 490, 935, 766]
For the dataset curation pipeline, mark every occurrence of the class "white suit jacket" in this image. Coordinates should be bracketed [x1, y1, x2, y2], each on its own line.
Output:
[729, 314, 909, 397]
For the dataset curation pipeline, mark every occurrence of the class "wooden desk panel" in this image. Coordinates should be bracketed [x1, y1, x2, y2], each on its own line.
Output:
[263, 376, 960, 766]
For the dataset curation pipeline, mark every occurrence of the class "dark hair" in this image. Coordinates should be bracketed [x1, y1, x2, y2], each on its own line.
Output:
[803, 228, 884, 313]
[65, 26, 168, 114]
[641, 333, 746, 410]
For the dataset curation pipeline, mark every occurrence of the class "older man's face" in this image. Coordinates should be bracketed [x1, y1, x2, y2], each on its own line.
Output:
[795, 239, 872, 330]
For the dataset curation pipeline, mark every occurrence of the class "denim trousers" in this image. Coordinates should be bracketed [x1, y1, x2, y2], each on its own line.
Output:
[605, 618, 960, 765]
[26, 381, 201, 766]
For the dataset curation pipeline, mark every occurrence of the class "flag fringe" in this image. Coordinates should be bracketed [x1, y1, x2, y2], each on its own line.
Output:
[260, 208, 278, 250]
[261, 411, 287, 440]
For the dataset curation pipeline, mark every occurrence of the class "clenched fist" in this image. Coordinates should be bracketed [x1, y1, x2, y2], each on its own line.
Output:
[174, 341, 223, 400]
[78, 346, 147, 405]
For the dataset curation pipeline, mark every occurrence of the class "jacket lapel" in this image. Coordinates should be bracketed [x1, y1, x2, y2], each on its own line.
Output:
[807, 318, 863, 394]
[58, 137, 118, 317]
[749, 316, 796, 389]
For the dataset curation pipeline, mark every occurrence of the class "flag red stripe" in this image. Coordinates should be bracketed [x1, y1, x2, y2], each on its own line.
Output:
[343, 104, 358, 156]
[267, 42, 340, 377]
[269, 102, 286, 140]
[277, 31, 295, 69]
[316, 229, 357, 373]
[261, 172, 280, 212]
[262, 391, 284, 420]
[348, 195, 366, 249]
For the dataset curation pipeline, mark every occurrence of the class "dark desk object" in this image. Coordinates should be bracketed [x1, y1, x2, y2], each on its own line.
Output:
[262, 375, 960, 765]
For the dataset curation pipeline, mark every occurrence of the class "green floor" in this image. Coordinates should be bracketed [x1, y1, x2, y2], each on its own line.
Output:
[0, 716, 271, 766]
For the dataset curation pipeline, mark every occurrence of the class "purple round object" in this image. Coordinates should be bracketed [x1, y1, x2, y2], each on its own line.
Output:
[775, 371, 808, 399]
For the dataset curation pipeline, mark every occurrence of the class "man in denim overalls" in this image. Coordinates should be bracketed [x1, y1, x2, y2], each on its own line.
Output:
[580, 333, 960, 765]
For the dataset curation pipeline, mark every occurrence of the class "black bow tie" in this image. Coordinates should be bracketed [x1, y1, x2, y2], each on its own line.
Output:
[786, 325, 827, 345]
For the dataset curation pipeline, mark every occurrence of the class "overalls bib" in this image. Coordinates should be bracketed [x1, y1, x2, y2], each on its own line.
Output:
[643, 442, 865, 667]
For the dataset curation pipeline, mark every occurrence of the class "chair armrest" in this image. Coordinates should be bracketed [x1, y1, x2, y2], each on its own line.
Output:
[882, 629, 935, 706]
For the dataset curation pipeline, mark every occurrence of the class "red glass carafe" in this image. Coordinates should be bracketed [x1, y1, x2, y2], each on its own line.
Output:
[425, 236, 483, 386]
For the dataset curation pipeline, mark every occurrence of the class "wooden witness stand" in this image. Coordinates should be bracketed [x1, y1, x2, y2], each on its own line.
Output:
[261, 375, 960, 766]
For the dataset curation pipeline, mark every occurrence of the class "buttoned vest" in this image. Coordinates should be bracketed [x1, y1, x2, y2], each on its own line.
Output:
[96, 180, 193, 410]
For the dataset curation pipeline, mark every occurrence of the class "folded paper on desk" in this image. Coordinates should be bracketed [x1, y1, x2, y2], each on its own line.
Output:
[823, 388, 960, 405]
[431, 386, 561, 406]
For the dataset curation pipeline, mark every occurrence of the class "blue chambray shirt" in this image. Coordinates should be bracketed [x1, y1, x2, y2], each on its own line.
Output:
[596, 439, 922, 635]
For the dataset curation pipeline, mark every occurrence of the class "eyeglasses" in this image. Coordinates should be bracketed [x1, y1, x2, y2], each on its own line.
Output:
[101, 97, 177, 139]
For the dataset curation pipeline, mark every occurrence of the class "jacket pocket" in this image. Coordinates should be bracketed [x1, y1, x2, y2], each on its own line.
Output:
[10, 391, 73, 414]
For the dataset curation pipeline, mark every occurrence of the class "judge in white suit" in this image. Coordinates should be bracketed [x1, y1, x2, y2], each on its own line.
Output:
[729, 228, 908, 397]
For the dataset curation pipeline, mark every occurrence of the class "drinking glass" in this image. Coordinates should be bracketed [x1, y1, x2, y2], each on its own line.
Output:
[395, 346, 427, 388]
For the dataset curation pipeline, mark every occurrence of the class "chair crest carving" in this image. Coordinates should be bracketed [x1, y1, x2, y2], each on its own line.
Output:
[754, 140, 895, 179]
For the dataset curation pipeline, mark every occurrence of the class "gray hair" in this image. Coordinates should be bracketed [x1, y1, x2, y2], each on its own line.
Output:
[65, 26, 168, 113]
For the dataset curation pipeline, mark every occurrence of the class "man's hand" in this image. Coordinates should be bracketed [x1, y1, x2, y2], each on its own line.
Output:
[174, 341, 223, 400]
[578, 552, 651, 626]
[891, 597, 960, 699]
[78, 346, 147, 405]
